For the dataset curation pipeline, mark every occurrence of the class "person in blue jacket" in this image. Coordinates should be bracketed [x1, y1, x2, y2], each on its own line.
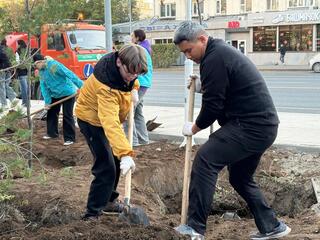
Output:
[33, 54, 83, 146]
[129, 29, 153, 146]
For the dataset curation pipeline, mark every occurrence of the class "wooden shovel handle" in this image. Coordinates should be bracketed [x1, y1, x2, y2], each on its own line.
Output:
[124, 102, 134, 205]
[30, 93, 78, 117]
[181, 76, 196, 224]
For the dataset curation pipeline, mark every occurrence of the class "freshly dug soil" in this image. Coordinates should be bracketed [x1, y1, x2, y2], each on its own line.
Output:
[0, 120, 319, 240]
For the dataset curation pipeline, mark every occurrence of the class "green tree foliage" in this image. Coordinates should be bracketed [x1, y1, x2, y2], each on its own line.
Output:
[0, 0, 140, 38]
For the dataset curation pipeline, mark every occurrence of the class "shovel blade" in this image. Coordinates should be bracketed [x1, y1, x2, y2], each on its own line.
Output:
[119, 206, 150, 226]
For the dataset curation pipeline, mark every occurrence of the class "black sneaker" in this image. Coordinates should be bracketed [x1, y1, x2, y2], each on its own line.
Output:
[102, 199, 124, 214]
[250, 221, 291, 240]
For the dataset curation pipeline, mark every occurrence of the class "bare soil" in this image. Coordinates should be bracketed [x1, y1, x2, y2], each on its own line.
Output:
[0, 120, 320, 240]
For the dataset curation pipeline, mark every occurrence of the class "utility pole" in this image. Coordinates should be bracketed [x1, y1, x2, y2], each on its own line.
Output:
[105, 0, 113, 52]
[129, 0, 132, 35]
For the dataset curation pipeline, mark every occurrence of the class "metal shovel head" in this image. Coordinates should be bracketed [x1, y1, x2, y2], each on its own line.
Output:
[119, 205, 150, 226]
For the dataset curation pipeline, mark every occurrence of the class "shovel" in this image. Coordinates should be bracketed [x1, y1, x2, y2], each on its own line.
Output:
[119, 102, 150, 226]
[29, 93, 78, 119]
[180, 76, 196, 225]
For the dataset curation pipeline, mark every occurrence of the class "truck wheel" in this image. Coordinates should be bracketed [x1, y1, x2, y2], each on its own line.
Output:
[313, 62, 320, 73]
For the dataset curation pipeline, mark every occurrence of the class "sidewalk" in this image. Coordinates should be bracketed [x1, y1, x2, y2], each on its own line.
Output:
[29, 101, 320, 152]
[143, 105, 320, 152]
[156, 64, 310, 72]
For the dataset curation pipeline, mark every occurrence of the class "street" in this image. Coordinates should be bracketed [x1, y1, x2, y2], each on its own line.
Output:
[145, 70, 320, 114]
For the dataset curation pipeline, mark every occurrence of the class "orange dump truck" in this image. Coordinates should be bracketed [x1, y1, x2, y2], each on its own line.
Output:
[6, 21, 108, 79]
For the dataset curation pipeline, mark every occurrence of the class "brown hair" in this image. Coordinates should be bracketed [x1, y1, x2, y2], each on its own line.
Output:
[118, 44, 148, 75]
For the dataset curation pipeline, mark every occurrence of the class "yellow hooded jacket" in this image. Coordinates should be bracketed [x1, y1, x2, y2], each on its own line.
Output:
[75, 52, 139, 158]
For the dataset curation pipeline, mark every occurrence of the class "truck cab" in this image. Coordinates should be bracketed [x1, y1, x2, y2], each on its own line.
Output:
[40, 22, 108, 79]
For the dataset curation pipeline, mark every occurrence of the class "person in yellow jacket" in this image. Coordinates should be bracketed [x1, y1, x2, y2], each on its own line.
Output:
[75, 44, 148, 220]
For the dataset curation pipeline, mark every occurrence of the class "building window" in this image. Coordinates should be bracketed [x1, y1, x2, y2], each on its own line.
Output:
[160, 3, 176, 18]
[193, 1, 204, 16]
[154, 38, 173, 44]
[240, 0, 252, 13]
[246, 0, 252, 12]
[216, 0, 226, 14]
[288, 0, 314, 7]
[47, 32, 65, 50]
[253, 26, 277, 51]
[240, 0, 245, 13]
[279, 25, 313, 51]
[267, 0, 279, 10]
[317, 24, 320, 51]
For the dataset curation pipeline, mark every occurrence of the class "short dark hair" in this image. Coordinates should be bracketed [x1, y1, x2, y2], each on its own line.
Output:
[33, 54, 45, 62]
[174, 21, 208, 45]
[133, 29, 146, 42]
[1, 39, 7, 46]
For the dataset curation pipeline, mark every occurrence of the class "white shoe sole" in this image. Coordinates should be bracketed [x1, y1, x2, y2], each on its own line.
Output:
[250, 226, 291, 240]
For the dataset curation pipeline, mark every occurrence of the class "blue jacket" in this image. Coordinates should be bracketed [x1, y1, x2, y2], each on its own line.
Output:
[138, 48, 153, 88]
[39, 59, 83, 104]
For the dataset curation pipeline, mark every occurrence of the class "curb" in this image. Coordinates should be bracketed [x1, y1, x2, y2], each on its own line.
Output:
[154, 66, 310, 72]
[149, 132, 320, 154]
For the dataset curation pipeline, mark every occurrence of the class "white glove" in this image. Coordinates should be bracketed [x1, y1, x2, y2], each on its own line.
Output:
[131, 89, 139, 105]
[188, 74, 202, 93]
[182, 121, 194, 136]
[120, 156, 136, 175]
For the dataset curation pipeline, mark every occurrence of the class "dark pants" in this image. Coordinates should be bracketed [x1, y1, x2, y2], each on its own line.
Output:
[187, 120, 279, 235]
[46, 96, 75, 142]
[280, 54, 285, 63]
[77, 119, 121, 216]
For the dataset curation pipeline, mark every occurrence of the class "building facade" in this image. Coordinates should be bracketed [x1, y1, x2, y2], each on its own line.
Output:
[113, 0, 320, 65]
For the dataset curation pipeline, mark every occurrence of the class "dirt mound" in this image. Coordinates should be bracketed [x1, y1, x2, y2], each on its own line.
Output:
[1, 120, 320, 239]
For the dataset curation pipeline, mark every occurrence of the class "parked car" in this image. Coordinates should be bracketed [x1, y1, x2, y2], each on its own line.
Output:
[309, 53, 320, 73]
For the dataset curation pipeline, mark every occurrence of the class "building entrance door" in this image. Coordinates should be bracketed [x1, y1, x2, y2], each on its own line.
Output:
[226, 40, 246, 55]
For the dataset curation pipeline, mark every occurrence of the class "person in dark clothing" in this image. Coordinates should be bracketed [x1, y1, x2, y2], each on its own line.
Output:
[15, 40, 29, 106]
[0, 43, 16, 108]
[173, 21, 291, 240]
[279, 44, 287, 64]
[75, 44, 148, 220]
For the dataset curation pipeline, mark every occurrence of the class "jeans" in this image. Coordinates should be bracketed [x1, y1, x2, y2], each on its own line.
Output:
[0, 71, 16, 107]
[77, 118, 121, 216]
[280, 54, 285, 64]
[187, 120, 279, 236]
[18, 75, 28, 106]
[46, 96, 76, 142]
[123, 87, 149, 146]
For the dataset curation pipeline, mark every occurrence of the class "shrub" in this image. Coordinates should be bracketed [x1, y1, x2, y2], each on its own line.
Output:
[151, 44, 180, 68]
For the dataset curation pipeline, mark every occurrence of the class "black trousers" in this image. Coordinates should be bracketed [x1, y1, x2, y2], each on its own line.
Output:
[77, 119, 121, 216]
[188, 120, 279, 235]
[46, 96, 75, 142]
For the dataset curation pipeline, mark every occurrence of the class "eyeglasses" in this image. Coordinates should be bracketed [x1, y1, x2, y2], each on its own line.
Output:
[120, 63, 138, 78]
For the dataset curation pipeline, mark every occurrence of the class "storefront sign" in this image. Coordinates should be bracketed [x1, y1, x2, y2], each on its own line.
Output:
[228, 21, 240, 28]
[248, 9, 320, 26]
[140, 22, 208, 32]
[272, 11, 320, 24]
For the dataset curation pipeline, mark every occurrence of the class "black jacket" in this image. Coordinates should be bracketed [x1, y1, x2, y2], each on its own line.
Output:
[93, 52, 135, 92]
[16, 48, 28, 77]
[0, 46, 11, 70]
[196, 37, 279, 129]
[279, 46, 287, 55]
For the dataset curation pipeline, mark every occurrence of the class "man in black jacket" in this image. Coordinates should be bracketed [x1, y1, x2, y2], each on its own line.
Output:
[173, 21, 291, 240]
